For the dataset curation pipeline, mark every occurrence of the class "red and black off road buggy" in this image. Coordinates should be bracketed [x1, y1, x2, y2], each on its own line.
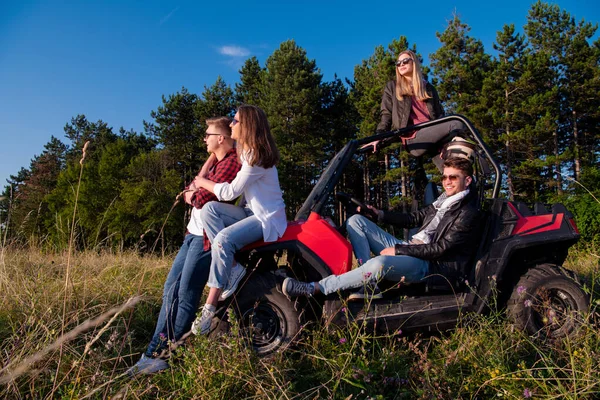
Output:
[210, 115, 590, 355]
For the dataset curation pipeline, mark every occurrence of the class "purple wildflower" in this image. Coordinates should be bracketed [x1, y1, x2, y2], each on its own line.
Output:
[339, 337, 347, 344]
[341, 307, 347, 313]
[395, 328, 402, 336]
[523, 388, 532, 398]
[364, 272, 372, 279]
[517, 286, 526, 295]
[159, 332, 167, 341]
[524, 300, 532, 308]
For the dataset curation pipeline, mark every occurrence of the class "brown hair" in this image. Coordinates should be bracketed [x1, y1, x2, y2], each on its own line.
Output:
[236, 105, 280, 168]
[206, 116, 233, 137]
[443, 157, 474, 177]
[394, 50, 432, 102]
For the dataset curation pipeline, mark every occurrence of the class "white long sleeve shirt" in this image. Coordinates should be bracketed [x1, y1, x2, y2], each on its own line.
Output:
[213, 153, 287, 242]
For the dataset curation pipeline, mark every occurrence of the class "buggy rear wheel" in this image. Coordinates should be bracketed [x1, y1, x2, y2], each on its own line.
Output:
[507, 264, 589, 339]
[231, 272, 301, 355]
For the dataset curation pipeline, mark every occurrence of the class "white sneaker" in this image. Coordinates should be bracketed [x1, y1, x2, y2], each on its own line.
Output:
[191, 304, 215, 335]
[219, 264, 246, 300]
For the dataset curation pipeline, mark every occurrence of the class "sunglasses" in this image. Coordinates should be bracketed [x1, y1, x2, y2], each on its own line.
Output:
[204, 133, 221, 139]
[231, 118, 240, 126]
[395, 58, 413, 67]
[441, 174, 464, 182]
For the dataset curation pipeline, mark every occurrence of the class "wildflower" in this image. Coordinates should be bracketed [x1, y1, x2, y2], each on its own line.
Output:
[523, 388, 532, 398]
[517, 286, 526, 295]
[395, 328, 402, 336]
[341, 307, 347, 313]
[524, 300, 532, 308]
[363, 272, 372, 279]
[339, 337, 347, 344]
[159, 332, 167, 341]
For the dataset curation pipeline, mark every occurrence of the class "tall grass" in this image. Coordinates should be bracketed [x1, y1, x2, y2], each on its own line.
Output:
[0, 247, 598, 399]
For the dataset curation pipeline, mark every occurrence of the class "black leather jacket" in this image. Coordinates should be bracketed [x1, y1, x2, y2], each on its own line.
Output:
[381, 188, 481, 279]
[377, 80, 445, 132]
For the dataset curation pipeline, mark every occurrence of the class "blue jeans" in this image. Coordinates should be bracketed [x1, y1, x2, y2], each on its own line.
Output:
[318, 215, 429, 295]
[200, 202, 263, 289]
[146, 233, 210, 357]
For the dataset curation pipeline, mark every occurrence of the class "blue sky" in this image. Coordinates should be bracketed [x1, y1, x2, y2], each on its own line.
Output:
[1, 0, 598, 187]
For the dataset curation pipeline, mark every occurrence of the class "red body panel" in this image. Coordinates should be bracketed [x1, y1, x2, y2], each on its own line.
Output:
[508, 203, 564, 236]
[242, 212, 352, 275]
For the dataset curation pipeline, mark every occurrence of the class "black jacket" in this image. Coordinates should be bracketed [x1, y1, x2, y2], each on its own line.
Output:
[381, 188, 481, 280]
[377, 80, 445, 132]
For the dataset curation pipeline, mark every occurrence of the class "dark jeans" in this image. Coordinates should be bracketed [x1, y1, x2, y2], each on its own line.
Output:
[406, 120, 466, 157]
[146, 233, 210, 357]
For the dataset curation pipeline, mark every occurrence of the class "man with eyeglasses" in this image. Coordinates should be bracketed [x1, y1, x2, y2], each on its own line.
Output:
[128, 116, 241, 376]
[282, 157, 481, 300]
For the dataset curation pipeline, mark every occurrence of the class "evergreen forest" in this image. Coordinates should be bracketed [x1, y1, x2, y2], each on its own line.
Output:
[2, 1, 599, 251]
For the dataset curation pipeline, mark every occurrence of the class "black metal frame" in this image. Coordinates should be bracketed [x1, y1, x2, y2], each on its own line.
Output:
[295, 114, 502, 221]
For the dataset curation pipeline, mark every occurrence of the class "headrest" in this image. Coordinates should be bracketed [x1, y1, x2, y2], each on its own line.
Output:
[441, 137, 477, 163]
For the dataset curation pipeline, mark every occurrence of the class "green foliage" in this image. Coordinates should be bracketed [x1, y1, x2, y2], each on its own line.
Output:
[2, 1, 599, 249]
[111, 150, 183, 250]
[260, 40, 328, 214]
[430, 13, 492, 119]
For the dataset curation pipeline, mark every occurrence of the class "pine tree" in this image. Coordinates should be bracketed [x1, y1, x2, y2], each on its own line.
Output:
[235, 56, 264, 106]
[261, 40, 325, 213]
[430, 13, 492, 125]
[144, 87, 202, 186]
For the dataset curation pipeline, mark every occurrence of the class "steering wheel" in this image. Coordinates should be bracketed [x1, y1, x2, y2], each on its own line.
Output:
[336, 192, 379, 221]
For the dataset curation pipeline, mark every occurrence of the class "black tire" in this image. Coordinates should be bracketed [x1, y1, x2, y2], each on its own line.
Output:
[507, 264, 589, 339]
[229, 272, 301, 355]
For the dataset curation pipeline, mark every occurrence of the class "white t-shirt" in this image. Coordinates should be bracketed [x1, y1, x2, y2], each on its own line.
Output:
[186, 207, 204, 236]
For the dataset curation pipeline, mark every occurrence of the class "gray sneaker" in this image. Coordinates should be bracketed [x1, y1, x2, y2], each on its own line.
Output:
[126, 354, 169, 377]
[282, 277, 314, 297]
[219, 264, 246, 300]
[191, 304, 215, 335]
[348, 284, 383, 301]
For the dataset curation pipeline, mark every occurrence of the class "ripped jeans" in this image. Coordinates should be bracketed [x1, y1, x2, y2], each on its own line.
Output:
[316, 214, 429, 295]
[200, 201, 262, 289]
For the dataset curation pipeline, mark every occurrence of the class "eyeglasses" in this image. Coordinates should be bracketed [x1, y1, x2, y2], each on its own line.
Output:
[204, 133, 221, 139]
[395, 58, 413, 67]
[441, 174, 464, 182]
[231, 118, 240, 126]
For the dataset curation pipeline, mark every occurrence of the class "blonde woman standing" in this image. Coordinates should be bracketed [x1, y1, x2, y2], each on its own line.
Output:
[377, 50, 465, 161]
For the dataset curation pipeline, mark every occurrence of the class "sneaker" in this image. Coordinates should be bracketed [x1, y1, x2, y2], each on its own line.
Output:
[219, 264, 246, 300]
[126, 354, 169, 377]
[191, 304, 215, 335]
[348, 284, 383, 301]
[282, 277, 314, 297]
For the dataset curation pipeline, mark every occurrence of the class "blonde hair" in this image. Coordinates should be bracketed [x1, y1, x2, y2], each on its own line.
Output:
[394, 50, 431, 101]
[236, 105, 280, 168]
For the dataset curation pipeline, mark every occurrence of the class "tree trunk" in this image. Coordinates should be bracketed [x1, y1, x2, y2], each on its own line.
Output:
[573, 110, 581, 181]
[553, 129, 563, 195]
[505, 87, 515, 201]
[384, 153, 390, 210]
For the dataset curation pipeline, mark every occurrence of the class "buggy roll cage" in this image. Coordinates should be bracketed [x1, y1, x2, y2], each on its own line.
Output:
[295, 115, 502, 222]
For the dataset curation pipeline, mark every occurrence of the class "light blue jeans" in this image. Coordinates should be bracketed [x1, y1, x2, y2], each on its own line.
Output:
[316, 214, 429, 295]
[146, 233, 210, 356]
[200, 201, 263, 289]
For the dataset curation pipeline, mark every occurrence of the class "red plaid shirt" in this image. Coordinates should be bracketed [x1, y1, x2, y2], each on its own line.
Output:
[184, 148, 241, 250]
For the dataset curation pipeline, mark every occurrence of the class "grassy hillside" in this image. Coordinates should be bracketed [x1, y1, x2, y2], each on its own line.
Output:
[0, 247, 598, 399]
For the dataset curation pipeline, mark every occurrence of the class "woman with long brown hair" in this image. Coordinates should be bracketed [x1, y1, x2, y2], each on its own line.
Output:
[190, 104, 287, 335]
